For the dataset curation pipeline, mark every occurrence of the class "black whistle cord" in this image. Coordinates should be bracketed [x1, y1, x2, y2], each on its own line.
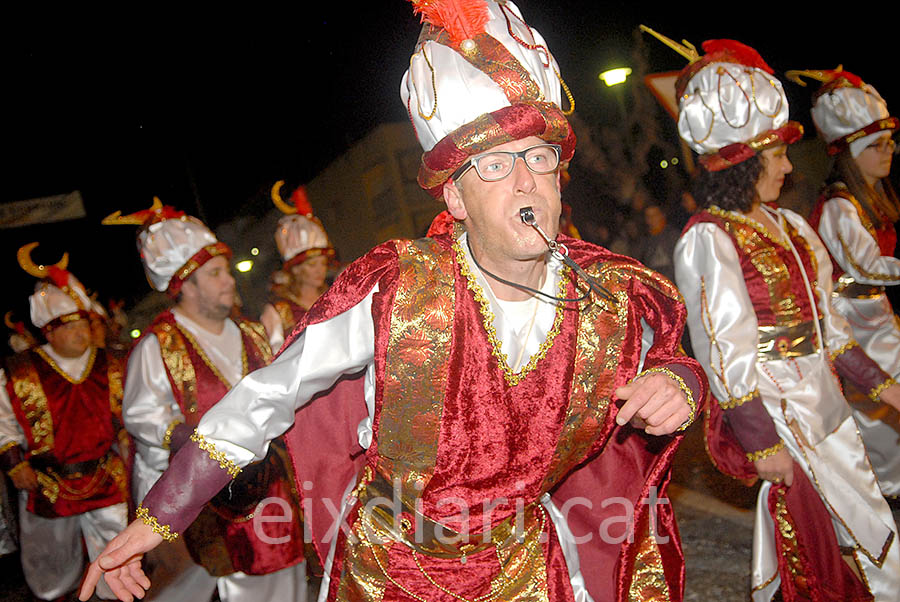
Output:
[464, 238, 616, 305]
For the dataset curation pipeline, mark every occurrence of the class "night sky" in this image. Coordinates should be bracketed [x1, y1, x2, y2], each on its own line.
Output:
[3, 2, 896, 325]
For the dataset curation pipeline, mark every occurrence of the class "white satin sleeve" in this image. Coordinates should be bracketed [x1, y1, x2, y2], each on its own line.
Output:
[122, 335, 186, 473]
[196, 284, 377, 467]
[817, 196, 900, 285]
[260, 303, 285, 351]
[0, 369, 26, 450]
[674, 222, 760, 405]
[781, 210, 855, 351]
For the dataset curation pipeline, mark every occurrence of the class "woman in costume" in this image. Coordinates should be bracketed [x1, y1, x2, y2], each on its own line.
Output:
[791, 67, 900, 498]
[642, 28, 900, 600]
[260, 181, 335, 348]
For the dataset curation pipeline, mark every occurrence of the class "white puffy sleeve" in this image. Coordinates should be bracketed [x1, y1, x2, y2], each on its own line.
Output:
[817, 196, 900, 285]
[674, 221, 781, 454]
[195, 285, 377, 467]
[123, 335, 186, 473]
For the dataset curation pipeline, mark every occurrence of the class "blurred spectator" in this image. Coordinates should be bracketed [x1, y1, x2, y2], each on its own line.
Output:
[637, 205, 680, 283]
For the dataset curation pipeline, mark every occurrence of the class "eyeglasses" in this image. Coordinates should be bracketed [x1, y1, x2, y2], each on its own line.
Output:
[452, 144, 562, 182]
[865, 137, 896, 154]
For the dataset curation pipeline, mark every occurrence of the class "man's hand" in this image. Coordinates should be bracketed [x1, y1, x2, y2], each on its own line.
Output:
[753, 447, 794, 486]
[79, 520, 163, 601]
[877, 382, 900, 412]
[615, 372, 692, 436]
[9, 463, 38, 491]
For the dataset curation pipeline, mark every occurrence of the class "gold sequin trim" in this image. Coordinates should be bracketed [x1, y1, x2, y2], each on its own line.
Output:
[7, 460, 29, 478]
[634, 367, 697, 431]
[828, 340, 858, 361]
[136, 505, 178, 542]
[708, 205, 790, 252]
[454, 238, 566, 386]
[719, 389, 759, 410]
[869, 377, 897, 404]
[34, 346, 97, 385]
[746, 440, 785, 463]
[162, 419, 183, 451]
[190, 431, 241, 478]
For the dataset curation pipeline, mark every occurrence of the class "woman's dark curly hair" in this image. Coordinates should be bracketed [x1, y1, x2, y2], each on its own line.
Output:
[692, 154, 763, 213]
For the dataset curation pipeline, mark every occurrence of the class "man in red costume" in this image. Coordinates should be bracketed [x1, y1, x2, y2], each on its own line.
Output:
[82, 3, 707, 601]
[103, 201, 310, 602]
[1, 243, 129, 601]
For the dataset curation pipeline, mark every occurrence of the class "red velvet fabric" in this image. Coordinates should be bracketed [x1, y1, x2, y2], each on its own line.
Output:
[687, 210, 819, 327]
[4, 349, 125, 517]
[699, 122, 804, 172]
[769, 470, 873, 601]
[281, 234, 707, 601]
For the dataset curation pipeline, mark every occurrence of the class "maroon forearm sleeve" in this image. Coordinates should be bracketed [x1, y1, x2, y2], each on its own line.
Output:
[723, 395, 781, 456]
[832, 345, 892, 397]
[141, 438, 233, 534]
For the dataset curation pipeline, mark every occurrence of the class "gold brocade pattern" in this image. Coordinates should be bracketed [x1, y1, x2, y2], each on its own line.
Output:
[453, 239, 567, 386]
[628, 516, 672, 602]
[709, 206, 808, 326]
[8, 353, 55, 455]
[106, 355, 124, 416]
[379, 239, 454, 489]
[273, 300, 298, 334]
[237, 320, 273, 364]
[351, 502, 551, 602]
[154, 322, 198, 413]
[540, 273, 626, 492]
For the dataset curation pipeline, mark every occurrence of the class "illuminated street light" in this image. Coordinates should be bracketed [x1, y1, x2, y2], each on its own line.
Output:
[250, 247, 259, 256]
[236, 260, 254, 273]
[599, 67, 632, 87]
[130, 329, 141, 339]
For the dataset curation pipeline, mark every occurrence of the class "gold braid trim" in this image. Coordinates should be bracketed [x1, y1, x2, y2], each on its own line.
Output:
[633, 367, 697, 431]
[828, 340, 859, 361]
[136, 505, 178, 542]
[719, 389, 759, 410]
[746, 440, 785, 463]
[0, 441, 18, 455]
[190, 431, 241, 478]
[7, 460, 30, 478]
[870, 377, 897, 404]
[162, 419, 184, 451]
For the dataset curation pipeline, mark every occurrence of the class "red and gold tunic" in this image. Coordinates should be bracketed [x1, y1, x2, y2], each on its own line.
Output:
[141, 233, 708, 602]
[3, 347, 127, 518]
[146, 311, 307, 576]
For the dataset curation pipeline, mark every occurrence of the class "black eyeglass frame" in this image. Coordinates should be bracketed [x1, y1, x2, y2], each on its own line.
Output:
[451, 143, 563, 183]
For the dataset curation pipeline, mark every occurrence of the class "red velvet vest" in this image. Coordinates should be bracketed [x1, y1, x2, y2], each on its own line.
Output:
[688, 207, 820, 327]
[5, 347, 127, 517]
[147, 311, 306, 576]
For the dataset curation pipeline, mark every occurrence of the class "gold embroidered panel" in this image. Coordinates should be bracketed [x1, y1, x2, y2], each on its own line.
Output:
[154, 322, 198, 414]
[7, 353, 54, 455]
[378, 238, 455, 492]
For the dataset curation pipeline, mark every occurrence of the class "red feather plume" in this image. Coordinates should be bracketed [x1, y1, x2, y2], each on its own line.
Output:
[702, 39, 773, 74]
[410, 0, 490, 46]
[290, 186, 314, 217]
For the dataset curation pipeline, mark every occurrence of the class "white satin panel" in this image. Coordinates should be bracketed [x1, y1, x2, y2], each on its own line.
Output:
[678, 62, 789, 156]
[29, 276, 92, 327]
[817, 196, 900, 285]
[401, 1, 563, 152]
